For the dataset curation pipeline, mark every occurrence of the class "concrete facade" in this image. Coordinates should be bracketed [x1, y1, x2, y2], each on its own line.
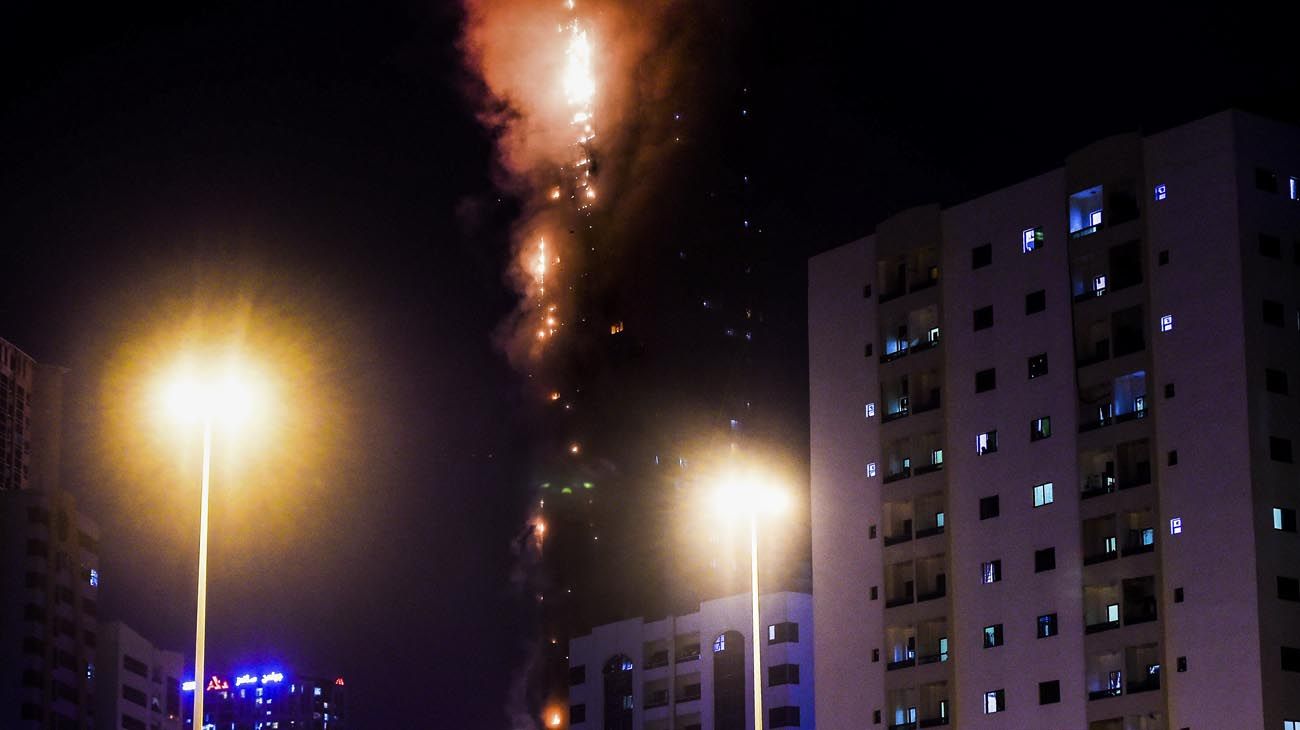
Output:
[810, 111, 1300, 729]
[94, 622, 185, 730]
[569, 592, 814, 729]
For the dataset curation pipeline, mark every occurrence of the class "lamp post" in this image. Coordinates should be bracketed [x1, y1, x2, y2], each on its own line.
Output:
[163, 369, 259, 730]
[715, 474, 787, 730]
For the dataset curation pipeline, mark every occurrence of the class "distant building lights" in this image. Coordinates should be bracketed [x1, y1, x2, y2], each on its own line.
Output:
[183, 680, 197, 692]
[89, 568, 99, 587]
[334, 678, 345, 686]
[1154, 183, 1168, 201]
[1160, 314, 1174, 332]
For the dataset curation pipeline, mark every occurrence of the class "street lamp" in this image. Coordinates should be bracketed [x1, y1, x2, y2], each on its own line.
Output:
[714, 472, 788, 730]
[162, 364, 262, 730]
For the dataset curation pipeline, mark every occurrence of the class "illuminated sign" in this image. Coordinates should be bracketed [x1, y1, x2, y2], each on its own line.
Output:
[182, 681, 196, 692]
[207, 676, 229, 691]
[261, 672, 284, 684]
[235, 674, 258, 687]
[334, 678, 345, 686]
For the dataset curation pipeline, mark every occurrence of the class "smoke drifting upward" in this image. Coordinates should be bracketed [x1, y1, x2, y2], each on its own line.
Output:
[460, 0, 683, 371]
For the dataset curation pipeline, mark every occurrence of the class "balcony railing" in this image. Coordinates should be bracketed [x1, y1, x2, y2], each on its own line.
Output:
[1087, 687, 1123, 701]
[1078, 407, 1147, 433]
[1127, 676, 1160, 695]
[885, 592, 914, 609]
[1121, 542, 1155, 557]
[919, 717, 950, 728]
[879, 337, 940, 364]
[883, 467, 912, 484]
[912, 394, 942, 414]
[914, 462, 944, 477]
[916, 587, 946, 603]
[645, 691, 669, 709]
[883, 532, 913, 547]
[675, 647, 700, 663]
[676, 685, 701, 702]
[1084, 619, 1121, 635]
[644, 651, 669, 669]
[882, 408, 911, 423]
[915, 525, 944, 540]
[916, 651, 948, 666]
[885, 657, 916, 671]
[1082, 550, 1119, 566]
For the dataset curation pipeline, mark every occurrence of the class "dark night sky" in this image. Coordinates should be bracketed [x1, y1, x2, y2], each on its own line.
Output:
[2, 1, 1296, 727]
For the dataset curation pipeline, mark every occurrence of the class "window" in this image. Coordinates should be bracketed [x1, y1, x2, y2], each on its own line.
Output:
[1170, 517, 1183, 535]
[873, 710, 881, 724]
[867, 462, 877, 477]
[1158, 249, 1169, 266]
[1022, 227, 1044, 253]
[1038, 680, 1060, 705]
[983, 689, 1006, 714]
[768, 622, 799, 644]
[569, 665, 586, 685]
[1257, 167, 1279, 193]
[1272, 437, 1294, 463]
[983, 624, 1004, 648]
[1160, 314, 1174, 332]
[1279, 576, 1300, 601]
[768, 664, 800, 686]
[1025, 289, 1046, 314]
[124, 655, 149, 678]
[1168, 450, 1179, 466]
[972, 243, 993, 269]
[1034, 547, 1056, 572]
[1107, 603, 1120, 623]
[1164, 382, 1175, 399]
[1037, 613, 1058, 638]
[976, 430, 998, 455]
[979, 495, 1000, 520]
[981, 560, 1002, 584]
[870, 586, 878, 600]
[1028, 353, 1048, 379]
[1286, 721, 1300, 730]
[1283, 646, 1300, 673]
[1069, 186, 1104, 235]
[1030, 417, 1052, 441]
[123, 685, 148, 707]
[1153, 183, 1167, 201]
[1266, 369, 1289, 395]
[872, 648, 880, 662]
[975, 368, 996, 393]
[1273, 507, 1298, 532]
[1292, 176, 1300, 201]
[864, 343, 873, 358]
[769, 706, 801, 728]
[1033, 482, 1054, 507]
[866, 402, 876, 418]
[1261, 234, 1283, 258]
[869, 524, 877, 539]
[1174, 587, 1185, 603]
[1264, 299, 1285, 327]
[974, 306, 994, 331]
[570, 704, 586, 723]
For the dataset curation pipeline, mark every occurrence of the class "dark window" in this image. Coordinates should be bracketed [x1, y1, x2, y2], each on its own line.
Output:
[974, 306, 994, 331]
[873, 710, 881, 724]
[1272, 437, 1294, 463]
[768, 664, 800, 686]
[24, 571, 45, 589]
[982, 624, 1004, 648]
[121, 716, 147, 730]
[1025, 289, 1046, 314]
[21, 669, 42, 687]
[1030, 417, 1052, 441]
[1264, 299, 1285, 327]
[569, 665, 586, 686]
[1038, 680, 1061, 705]
[1165, 383, 1175, 399]
[1037, 613, 1058, 638]
[122, 685, 147, 707]
[20, 704, 42, 721]
[863, 284, 872, 299]
[602, 655, 635, 730]
[1168, 450, 1179, 466]
[975, 368, 996, 393]
[869, 524, 877, 539]
[1276, 507, 1298, 532]
[864, 343, 873, 358]
[1279, 576, 1300, 601]
[1028, 353, 1048, 379]
[22, 604, 44, 622]
[26, 539, 46, 557]
[870, 586, 878, 600]
[1174, 587, 1185, 603]
[979, 495, 1000, 520]
[123, 655, 149, 678]
[1283, 646, 1300, 673]
[1034, 547, 1056, 573]
[1261, 234, 1283, 258]
[1257, 167, 1279, 193]
[21, 637, 44, 655]
[1266, 369, 1289, 395]
[1158, 249, 1170, 266]
[1176, 656, 1187, 672]
[769, 622, 799, 644]
[713, 632, 745, 730]
[872, 648, 880, 662]
[570, 704, 586, 724]
[769, 706, 801, 728]
[972, 243, 993, 269]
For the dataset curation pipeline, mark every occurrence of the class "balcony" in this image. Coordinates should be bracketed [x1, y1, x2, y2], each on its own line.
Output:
[883, 467, 912, 484]
[645, 690, 669, 709]
[886, 657, 916, 671]
[885, 591, 915, 609]
[882, 408, 911, 424]
[675, 647, 700, 664]
[919, 718, 950, 728]
[644, 651, 669, 669]
[1121, 541, 1155, 558]
[916, 651, 948, 666]
[1127, 675, 1160, 695]
[1085, 619, 1121, 635]
[1088, 687, 1123, 701]
[915, 525, 944, 540]
[913, 462, 943, 477]
[1083, 549, 1119, 566]
[884, 532, 913, 547]
[676, 684, 701, 703]
[1078, 407, 1147, 433]
[916, 586, 946, 603]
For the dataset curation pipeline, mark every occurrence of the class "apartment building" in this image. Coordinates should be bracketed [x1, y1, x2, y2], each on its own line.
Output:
[568, 591, 813, 729]
[809, 110, 1300, 729]
[182, 667, 347, 729]
[94, 622, 185, 730]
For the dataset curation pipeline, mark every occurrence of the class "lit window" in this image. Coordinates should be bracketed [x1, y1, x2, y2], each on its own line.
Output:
[1033, 482, 1054, 508]
[866, 403, 876, 418]
[1154, 183, 1167, 201]
[89, 569, 99, 588]
[936, 511, 945, 528]
[1285, 720, 1300, 730]
[1160, 314, 1174, 332]
[867, 462, 877, 478]
[1093, 275, 1107, 296]
[1106, 603, 1120, 623]
[314, 687, 322, 697]
[1104, 536, 1117, 554]
[1170, 517, 1183, 535]
[983, 624, 1003, 648]
[983, 689, 1005, 714]
[1037, 613, 1058, 638]
[976, 430, 998, 455]
[1022, 227, 1043, 253]
[712, 633, 727, 653]
[1030, 417, 1052, 441]
[1291, 177, 1299, 201]
[931, 449, 943, 465]
[981, 560, 1001, 584]
[1090, 209, 1102, 226]
[1069, 186, 1104, 236]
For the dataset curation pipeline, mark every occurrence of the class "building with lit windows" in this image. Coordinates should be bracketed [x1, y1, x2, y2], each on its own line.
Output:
[1, 336, 65, 493]
[183, 667, 347, 729]
[809, 110, 1300, 729]
[0, 487, 103, 730]
[567, 591, 813, 729]
[94, 622, 185, 730]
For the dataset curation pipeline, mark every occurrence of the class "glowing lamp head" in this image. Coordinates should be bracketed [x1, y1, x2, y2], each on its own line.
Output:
[713, 470, 788, 517]
[550, 711, 562, 727]
[160, 359, 266, 428]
